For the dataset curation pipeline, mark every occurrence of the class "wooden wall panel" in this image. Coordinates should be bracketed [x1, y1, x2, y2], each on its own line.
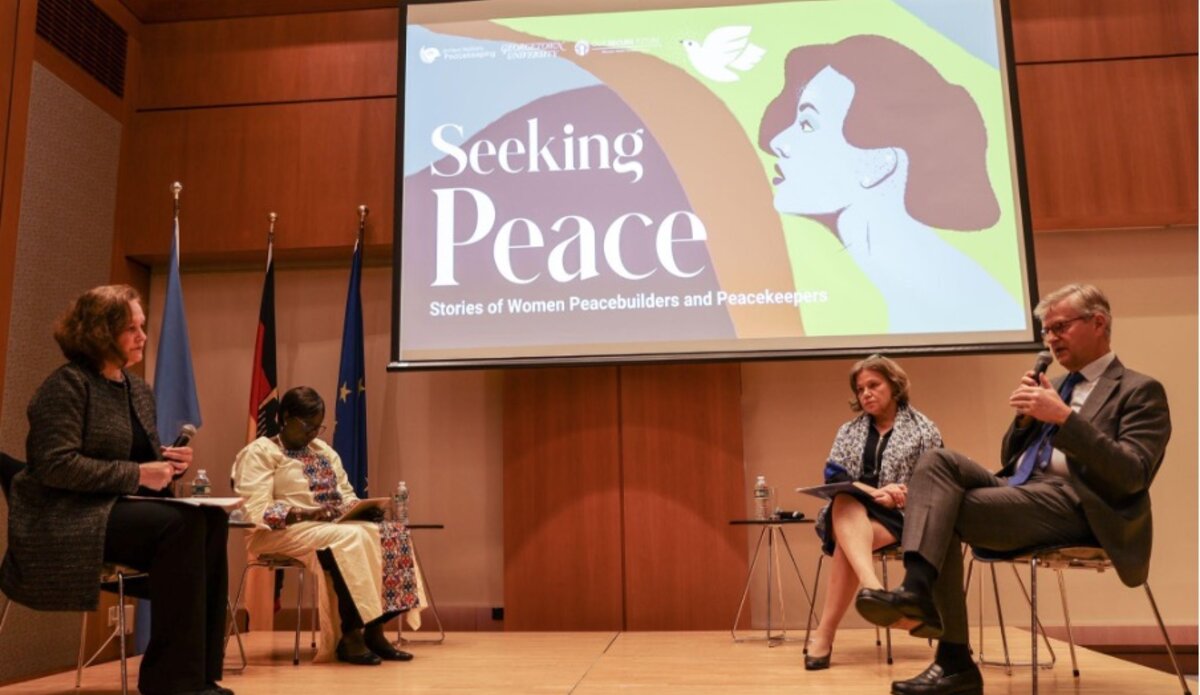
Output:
[1010, 0, 1197, 64]
[502, 367, 624, 631]
[1018, 56, 1197, 231]
[116, 97, 395, 262]
[137, 9, 397, 110]
[0, 0, 34, 430]
[619, 363, 748, 630]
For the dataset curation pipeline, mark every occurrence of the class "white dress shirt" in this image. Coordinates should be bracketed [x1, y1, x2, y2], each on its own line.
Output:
[1044, 351, 1116, 477]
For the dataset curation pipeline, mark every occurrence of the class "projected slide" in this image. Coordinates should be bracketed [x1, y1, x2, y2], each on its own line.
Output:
[396, 0, 1035, 366]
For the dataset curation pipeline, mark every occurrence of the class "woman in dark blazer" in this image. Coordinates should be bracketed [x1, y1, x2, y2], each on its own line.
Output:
[0, 285, 230, 695]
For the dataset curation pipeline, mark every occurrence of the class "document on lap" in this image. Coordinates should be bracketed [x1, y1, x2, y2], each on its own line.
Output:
[125, 495, 245, 512]
[795, 481, 876, 504]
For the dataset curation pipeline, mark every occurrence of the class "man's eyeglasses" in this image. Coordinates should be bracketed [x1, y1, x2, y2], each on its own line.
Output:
[1040, 314, 1091, 338]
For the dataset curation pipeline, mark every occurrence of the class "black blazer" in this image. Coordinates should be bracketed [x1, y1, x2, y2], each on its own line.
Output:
[0, 362, 160, 611]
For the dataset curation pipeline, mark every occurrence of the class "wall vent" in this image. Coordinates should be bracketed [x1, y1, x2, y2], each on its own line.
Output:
[35, 0, 127, 98]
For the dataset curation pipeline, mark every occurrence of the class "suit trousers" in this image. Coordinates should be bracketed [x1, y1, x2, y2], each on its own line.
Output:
[104, 500, 229, 695]
[901, 449, 1095, 643]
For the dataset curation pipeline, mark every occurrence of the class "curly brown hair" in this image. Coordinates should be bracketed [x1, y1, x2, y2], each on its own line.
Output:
[54, 285, 142, 371]
[848, 353, 910, 413]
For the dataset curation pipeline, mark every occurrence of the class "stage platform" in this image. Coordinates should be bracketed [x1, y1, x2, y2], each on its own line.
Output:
[3, 628, 1191, 694]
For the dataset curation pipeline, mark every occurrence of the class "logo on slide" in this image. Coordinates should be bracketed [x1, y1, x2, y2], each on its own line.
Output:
[680, 26, 765, 83]
[419, 46, 441, 64]
[574, 41, 591, 57]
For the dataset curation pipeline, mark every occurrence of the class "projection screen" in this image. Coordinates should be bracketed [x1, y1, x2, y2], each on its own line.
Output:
[392, 0, 1040, 369]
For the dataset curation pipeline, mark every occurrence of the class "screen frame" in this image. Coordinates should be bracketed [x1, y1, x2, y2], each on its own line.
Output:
[390, 0, 1043, 371]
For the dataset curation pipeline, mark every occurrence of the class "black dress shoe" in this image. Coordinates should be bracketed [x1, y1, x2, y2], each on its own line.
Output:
[367, 640, 415, 662]
[804, 649, 832, 671]
[855, 587, 943, 639]
[336, 638, 383, 666]
[206, 684, 235, 695]
[891, 662, 983, 695]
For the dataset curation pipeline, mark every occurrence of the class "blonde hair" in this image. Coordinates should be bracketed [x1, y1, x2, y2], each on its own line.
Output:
[1035, 283, 1111, 337]
[848, 354, 910, 413]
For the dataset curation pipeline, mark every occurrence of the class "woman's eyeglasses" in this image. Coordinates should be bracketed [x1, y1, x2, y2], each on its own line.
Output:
[288, 419, 326, 436]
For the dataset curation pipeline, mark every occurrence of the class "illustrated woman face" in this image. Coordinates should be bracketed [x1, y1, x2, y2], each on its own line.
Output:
[769, 66, 882, 216]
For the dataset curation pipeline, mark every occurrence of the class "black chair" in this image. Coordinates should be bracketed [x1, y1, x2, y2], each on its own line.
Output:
[0, 452, 145, 695]
[967, 544, 1190, 695]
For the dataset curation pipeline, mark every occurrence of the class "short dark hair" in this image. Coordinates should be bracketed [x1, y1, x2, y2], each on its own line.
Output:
[848, 354, 911, 413]
[53, 285, 141, 371]
[279, 386, 325, 426]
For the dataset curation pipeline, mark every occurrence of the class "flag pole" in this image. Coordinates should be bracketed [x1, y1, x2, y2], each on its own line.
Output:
[267, 211, 277, 257]
[357, 204, 368, 246]
[171, 181, 182, 220]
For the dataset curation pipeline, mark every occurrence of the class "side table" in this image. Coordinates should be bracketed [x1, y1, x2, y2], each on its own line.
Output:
[395, 523, 446, 645]
[730, 518, 815, 646]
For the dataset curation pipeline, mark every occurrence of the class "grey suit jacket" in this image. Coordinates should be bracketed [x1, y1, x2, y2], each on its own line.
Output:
[0, 362, 160, 611]
[999, 357, 1170, 587]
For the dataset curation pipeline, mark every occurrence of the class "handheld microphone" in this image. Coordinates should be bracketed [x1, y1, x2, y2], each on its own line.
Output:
[1031, 350, 1053, 381]
[170, 423, 197, 448]
[1017, 352, 1053, 427]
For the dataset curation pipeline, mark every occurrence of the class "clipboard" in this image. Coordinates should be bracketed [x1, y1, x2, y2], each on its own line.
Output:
[336, 497, 390, 523]
[794, 481, 877, 505]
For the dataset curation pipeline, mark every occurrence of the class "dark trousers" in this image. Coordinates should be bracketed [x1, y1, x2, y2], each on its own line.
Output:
[316, 549, 400, 632]
[902, 449, 1094, 643]
[104, 500, 229, 694]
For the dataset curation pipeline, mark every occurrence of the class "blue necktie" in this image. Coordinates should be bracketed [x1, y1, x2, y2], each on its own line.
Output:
[1008, 372, 1084, 487]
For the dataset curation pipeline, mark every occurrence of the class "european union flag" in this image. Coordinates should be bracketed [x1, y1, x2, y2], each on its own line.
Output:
[333, 239, 368, 495]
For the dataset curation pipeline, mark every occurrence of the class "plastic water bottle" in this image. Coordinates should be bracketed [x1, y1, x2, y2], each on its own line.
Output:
[753, 475, 770, 520]
[191, 469, 212, 497]
[392, 481, 409, 525]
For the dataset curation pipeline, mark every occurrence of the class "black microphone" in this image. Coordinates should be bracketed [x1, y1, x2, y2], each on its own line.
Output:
[170, 423, 197, 448]
[1031, 350, 1053, 380]
[1017, 352, 1053, 427]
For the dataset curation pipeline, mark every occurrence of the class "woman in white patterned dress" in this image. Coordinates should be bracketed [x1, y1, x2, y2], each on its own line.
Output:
[233, 386, 422, 665]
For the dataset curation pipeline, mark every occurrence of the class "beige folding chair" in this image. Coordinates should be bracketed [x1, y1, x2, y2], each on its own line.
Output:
[229, 554, 317, 665]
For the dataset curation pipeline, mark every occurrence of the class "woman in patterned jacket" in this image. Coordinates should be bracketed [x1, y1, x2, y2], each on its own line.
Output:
[233, 386, 422, 665]
[805, 355, 943, 670]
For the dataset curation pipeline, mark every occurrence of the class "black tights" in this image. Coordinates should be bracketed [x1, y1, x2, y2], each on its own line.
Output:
[315, 549, 400, 632]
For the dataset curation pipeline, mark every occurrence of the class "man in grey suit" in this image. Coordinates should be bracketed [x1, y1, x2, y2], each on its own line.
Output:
[855, 283, 1171, 695]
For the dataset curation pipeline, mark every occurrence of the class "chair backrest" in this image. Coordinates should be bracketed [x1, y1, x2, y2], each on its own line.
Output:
[0, 452, 24, 499]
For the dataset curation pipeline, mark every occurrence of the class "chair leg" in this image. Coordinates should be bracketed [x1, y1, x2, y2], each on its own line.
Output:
[293, 569, 304, 665]
[117, 574, 129, 695]
[310, 571, 318, 650]
[880, 554, 893, 665]
[76, 611, 88, 688]
[1054, 569, 1080, 677]
[1005, 563, 1057, 668]
[802, 554, 823, 654]
[991, 564, 1013, 674]
[1142, 582, 1192, 695]
[225, 597, 247, 671]
[1030, 558, 1038, 695]
[0, 596, 10, 635]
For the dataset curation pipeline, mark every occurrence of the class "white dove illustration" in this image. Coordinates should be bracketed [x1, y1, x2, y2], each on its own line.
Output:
[681, 26, 766, 83]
